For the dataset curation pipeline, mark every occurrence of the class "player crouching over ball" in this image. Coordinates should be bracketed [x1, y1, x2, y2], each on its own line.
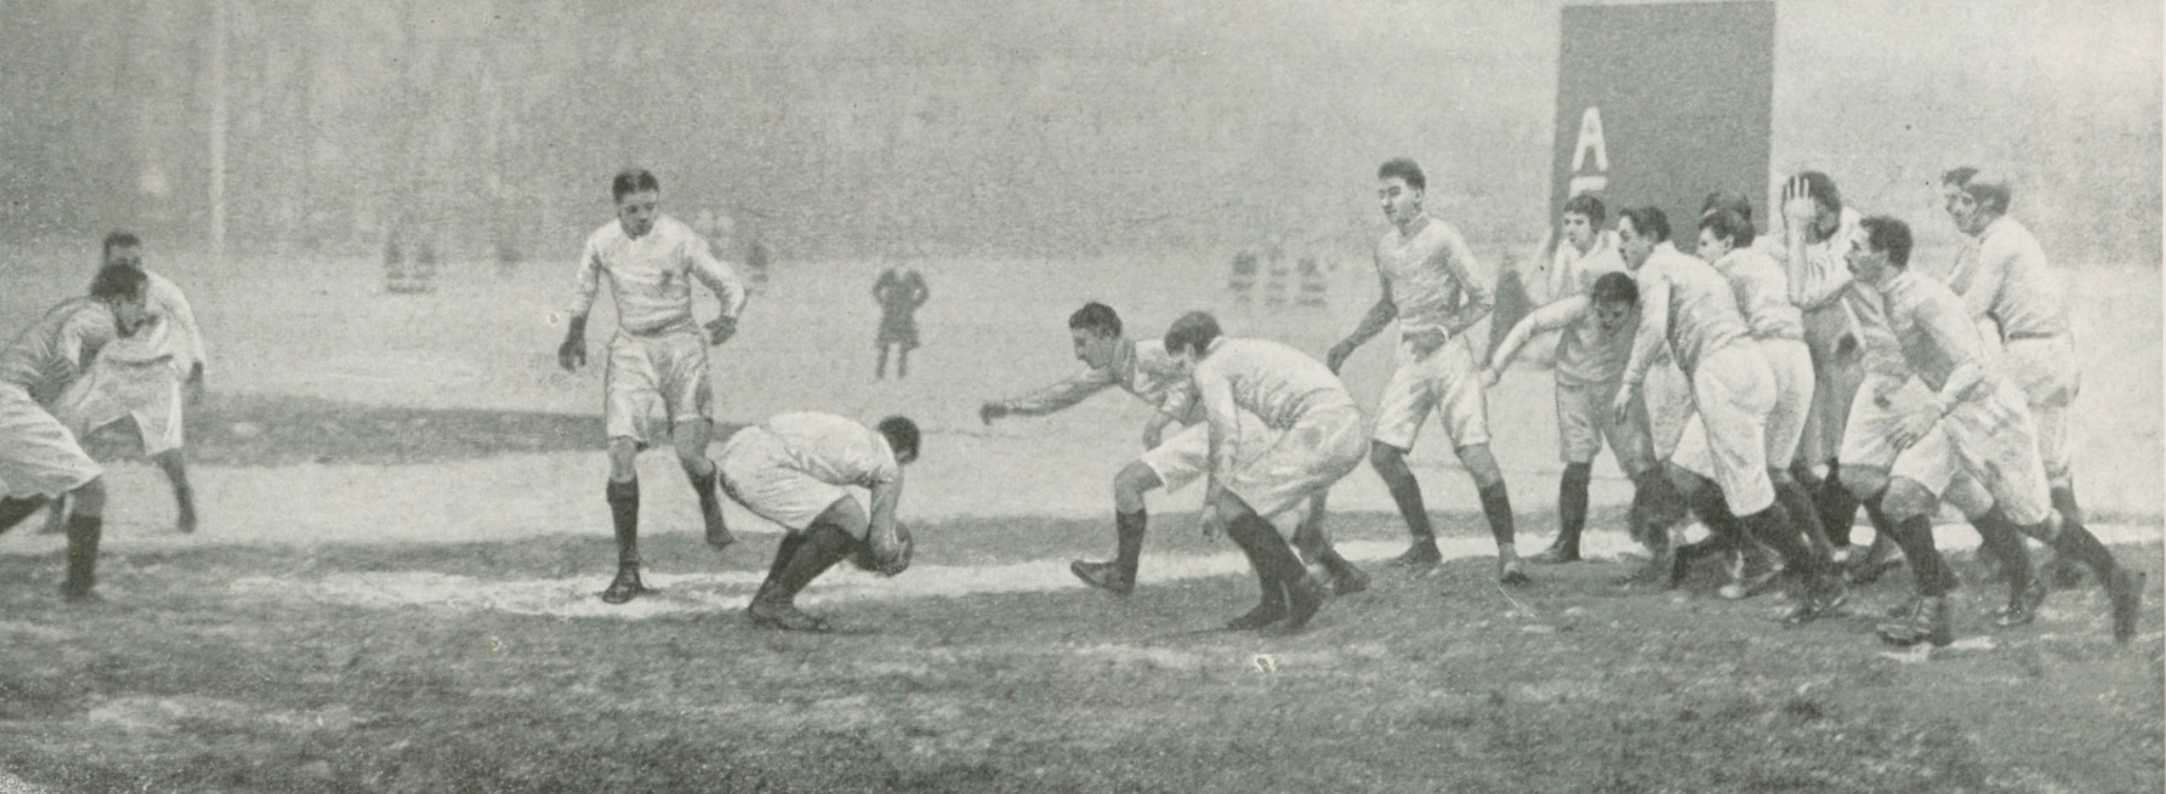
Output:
[717, 413, 920, 632]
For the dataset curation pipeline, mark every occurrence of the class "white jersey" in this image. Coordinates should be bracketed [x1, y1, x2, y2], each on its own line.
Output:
[757, 412, 900, 490]
[569, 215, 747, 336]
[1935, 215, 2069, 340]
[1375, 215, 1492, 338]
[1621, 243, 1751, 384]
[1711, 248, 1803, 342]
[97, 270, 206, 370]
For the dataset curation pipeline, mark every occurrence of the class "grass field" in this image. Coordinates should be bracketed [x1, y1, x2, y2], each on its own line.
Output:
[0, 251, 2159, 792]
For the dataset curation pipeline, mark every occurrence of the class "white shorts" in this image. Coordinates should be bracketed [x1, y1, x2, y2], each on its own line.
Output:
[1555, 378, 1655, 476]
[1140, 413, 1278, 493]
[1642, 357, 1694, 460]
[53, 358, 186, 456]
[1372, 335, 1488, 451]
[716, 427, 857, 538]
[1883, 382, 2054, 527]
[1760, 338, 1814, 468]
[2005, 335, 2079, 485]
[1681, 344, 1777, 514]
[1800, 310, 1866, 466]
[1835, 374, 1938, 471]
[605, 329, 713, 446]
[0, 384, 101, 499]
[1226, 402, 1369, 520]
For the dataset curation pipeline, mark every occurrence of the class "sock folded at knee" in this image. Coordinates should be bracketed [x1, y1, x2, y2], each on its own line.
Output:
[607, 479, 640, 567]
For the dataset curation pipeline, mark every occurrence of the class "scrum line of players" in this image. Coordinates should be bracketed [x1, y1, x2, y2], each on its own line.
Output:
[0, 233, 208, 602]
[977, 159, 2142, 645]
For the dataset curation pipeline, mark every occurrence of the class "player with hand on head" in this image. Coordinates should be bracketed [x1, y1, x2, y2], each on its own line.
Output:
[1611, 206, 1845, 623]
[1483, 269, 1676, 565]
[979, 303, 1365, 598]
[1328, 158, 1524, 583]
[557, 168, 749, 604]
[0, 265, 152, 601]
[1837, 217, 2142, 646]
[1169, 312, 1368, 633]
[44, 232, 209, 536]
[718, 413, 920, 632]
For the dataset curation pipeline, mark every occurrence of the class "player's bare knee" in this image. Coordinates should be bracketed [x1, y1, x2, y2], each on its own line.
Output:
[1457, 444, 1504, 488]
[606, 439, 640, 481]
[1369, 443, 1410, 477]
[1882, 480, 1936, 521]
[1113, 463, 1160, 512]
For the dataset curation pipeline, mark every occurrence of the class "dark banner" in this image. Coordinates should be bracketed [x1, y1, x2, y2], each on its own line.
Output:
[1551, 1, 1775, 241]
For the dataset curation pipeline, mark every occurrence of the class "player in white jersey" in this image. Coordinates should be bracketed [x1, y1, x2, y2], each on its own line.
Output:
[1327, 159, 1524, 582]
[1484, 266, 1678, 564]
[0, 267, 151, 601]
[1168, 313, 1367, 633]
[43, 233, 207, 536]
[718, 413, 919, 631]
[557, 169, 749, 604]
[1610, 207, 1844, 622]
[1936, 169, 2087, 587]
[979, 303, 1365, 598]
[1837, 217, 2142, 645]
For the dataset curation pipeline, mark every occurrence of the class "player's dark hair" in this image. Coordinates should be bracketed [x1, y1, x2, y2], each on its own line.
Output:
[1589, 271, 1638, 306]
[1377, 158, 1425, 192]
[1940, 166, 1979, 188]
[1618, 206, 1670, 243]
[90, 264, 146, 302]
[1068, 302, 1122, 337]
[877, 416, 920, 462]
[1956, 170, 2011, 215]
[1162, 311, 1222, 357]
[1700, 190, 1753, 224]
[1788, 170, 1843, 215]
[1860, 216, 1913, 269]
[1700, 209, 1756, 250]
[611, 169, 661, 203]
[101, 231, 141, 261]
[1562, 193, 1605, 226]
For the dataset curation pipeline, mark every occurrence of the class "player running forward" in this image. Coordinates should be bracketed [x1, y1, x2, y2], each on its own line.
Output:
[557, 168, 749, 604]
[1837, 217, 2143, 646]
[716, 413, 919, 631]
[1610, 206, 1845, 623]
[978, 303, 1365, 597]
[0, 266, 151, 601]
[1327, 158, 1523, 582]
[1166, 312, 1366, 633]
[43, 232, 208, 536]
[1482, 271, 1674, 563]
[1935, 169, 2087, 582]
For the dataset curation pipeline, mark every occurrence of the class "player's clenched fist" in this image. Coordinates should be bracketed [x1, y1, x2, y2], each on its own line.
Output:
[558, 315, 589, 370]
[705, 314, 738, 346]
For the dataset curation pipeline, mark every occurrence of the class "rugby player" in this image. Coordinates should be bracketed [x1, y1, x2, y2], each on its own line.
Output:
[1328, 158, 1524, 583]
[0, 266, 151, 601]
[1168, 312, 1367, 633]
[558, 168, 749, 604]
[979, 303, 1365, 597]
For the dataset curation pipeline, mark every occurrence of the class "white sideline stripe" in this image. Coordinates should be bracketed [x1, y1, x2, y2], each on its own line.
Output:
[225, 523, 2163, 621]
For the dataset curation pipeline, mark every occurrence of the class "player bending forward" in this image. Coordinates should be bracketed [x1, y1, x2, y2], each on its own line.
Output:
[715, 413, 920, 632]
[1167, 312, 1368, 633]
[45, 232, 208, 535]
[0, 266, 151, 600]
[1836, 217, 2142, 646]
[1610, 207, 1845, 624]
[557, 168, 749, 604]
[980, 303, 1365, 598]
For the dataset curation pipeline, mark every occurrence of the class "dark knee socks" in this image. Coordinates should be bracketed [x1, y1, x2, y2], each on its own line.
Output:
[1228, 515, 1305, 595]
[1817, 462, 1859, 548]
[1557, 464, 1592, 552]
[767, 524, 856, 601]
[1775, 477, 1833, 557]
[63, 514, 102, 596]
[686, 464, 722, 518]
[608, 479, 640, 568]
[1972, 509, 2034, 599]
[1115, 509, 1147, 580]
[1479, 483, 1515, 549]
[1739, 501, 1826, 578]
[1881, 513, 1953, 597]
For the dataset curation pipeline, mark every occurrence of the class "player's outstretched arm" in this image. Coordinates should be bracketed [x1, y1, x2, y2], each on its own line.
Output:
[558, 314, 588, 371]
[1613, 274, 1670, 425]
[1488, 295, 1586, 383]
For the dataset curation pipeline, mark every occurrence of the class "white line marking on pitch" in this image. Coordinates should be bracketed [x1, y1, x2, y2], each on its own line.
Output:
[225, 524, 2163, 621]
